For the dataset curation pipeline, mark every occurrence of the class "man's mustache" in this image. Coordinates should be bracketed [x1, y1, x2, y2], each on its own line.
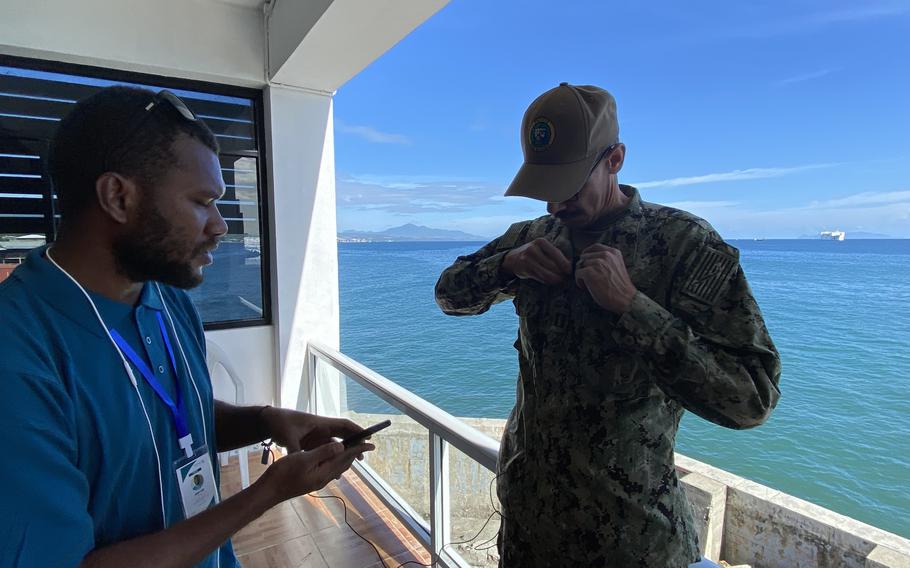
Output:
[193, 239, 220, 256]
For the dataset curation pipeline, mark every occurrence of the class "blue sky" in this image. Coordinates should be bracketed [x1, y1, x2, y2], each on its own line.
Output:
[333, 1, 910, 238]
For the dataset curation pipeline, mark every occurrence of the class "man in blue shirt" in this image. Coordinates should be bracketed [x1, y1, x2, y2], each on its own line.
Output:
[0, 86, 373, 567]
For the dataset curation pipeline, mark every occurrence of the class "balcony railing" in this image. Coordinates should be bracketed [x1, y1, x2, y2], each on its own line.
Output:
[305, 341, 501, 568]
[303, 341, 910, 568]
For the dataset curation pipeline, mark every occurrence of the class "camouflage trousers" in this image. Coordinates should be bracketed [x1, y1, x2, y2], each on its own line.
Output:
[495, 454, 699, 567]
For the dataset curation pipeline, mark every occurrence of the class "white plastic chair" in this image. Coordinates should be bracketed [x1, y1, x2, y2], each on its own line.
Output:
[206, 339, 257, 489]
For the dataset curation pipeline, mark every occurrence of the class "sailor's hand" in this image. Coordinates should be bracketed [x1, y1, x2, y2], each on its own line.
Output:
[263, 407, 364, 454]
[258, 441, 374, 505]
[575, 244, 636, 314]
[502, 238, 571, 285]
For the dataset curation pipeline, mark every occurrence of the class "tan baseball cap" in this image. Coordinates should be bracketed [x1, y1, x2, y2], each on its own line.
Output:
[505, 83, 619, 202]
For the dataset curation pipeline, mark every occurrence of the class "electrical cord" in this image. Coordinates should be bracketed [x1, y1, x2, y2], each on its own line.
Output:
[263, 447, 505, 568]
[307, 476, 502, 568]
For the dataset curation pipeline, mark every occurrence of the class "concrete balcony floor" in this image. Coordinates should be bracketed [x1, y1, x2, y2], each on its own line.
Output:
[220, 452, 432, 568]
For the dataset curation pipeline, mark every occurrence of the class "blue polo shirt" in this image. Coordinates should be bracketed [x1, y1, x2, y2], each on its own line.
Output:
[0, 246, 239, 567]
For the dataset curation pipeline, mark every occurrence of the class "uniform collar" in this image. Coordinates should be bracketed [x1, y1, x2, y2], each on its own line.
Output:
[138, 280, 165, 310]
[576, 184, 641, 233]
[623, 185, 642, 215]
[19, 245, 165, 337]
[555, 185, 642, 240]
[551, 185, 643, 265]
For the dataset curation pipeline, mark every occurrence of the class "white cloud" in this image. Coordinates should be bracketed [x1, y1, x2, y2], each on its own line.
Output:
[686, 190, 910, 238]
[724, 3, 910, 39]
[777, 68, 838, 85]
[803, 190, 910, 209]
[336, 122, 411, 145]
[633, 163, 835, 189]
[336, 167, 910, 238]
[663, 200, 740, 210]
[337, 174, 503, 214]
[810, 4, 910, 26]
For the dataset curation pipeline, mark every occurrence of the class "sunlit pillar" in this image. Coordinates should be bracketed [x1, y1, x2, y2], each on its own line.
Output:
[265, 85, 340, 412]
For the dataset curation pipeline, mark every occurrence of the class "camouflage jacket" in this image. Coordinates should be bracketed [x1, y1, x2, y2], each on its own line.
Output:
[435, 186, 781, 567]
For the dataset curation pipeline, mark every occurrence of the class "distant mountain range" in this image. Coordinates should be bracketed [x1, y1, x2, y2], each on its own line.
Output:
[338, 223, 487, 242]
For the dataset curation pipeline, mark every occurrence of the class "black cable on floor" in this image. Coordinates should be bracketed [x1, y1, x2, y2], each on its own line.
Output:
[264, 446, 507, 567]
[307, 472, 504, 568]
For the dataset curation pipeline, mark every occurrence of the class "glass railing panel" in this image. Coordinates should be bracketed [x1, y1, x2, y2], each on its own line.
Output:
[447, 444, 501, 567]
[312, 356, 431, 524]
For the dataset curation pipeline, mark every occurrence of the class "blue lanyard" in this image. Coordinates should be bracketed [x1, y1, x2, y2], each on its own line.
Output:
[110, 312, 194, 458]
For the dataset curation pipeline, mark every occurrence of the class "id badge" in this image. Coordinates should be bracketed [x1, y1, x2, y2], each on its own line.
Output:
[174, 445, 219, 519]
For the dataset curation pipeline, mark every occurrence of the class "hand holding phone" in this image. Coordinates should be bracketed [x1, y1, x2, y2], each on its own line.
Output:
[341, 419, 391, 448]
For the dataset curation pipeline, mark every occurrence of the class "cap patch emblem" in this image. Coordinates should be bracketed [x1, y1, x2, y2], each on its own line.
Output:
[529, 118, 554, 151]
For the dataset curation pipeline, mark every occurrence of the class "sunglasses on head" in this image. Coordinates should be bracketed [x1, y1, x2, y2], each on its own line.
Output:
[105, 90, 198, 170]
[558, 143, 620, 203]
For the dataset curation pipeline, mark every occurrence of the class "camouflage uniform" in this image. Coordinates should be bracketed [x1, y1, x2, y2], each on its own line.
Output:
[435, 186, 781, 567]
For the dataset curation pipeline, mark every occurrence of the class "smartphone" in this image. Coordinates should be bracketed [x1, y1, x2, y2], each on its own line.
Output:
[341, 419, 391, 448]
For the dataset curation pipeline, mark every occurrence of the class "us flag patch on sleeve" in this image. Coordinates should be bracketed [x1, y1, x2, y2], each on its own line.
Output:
[681, 245, 738, 305]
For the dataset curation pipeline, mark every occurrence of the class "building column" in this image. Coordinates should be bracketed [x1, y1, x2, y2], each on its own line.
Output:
[264, 84, 340, 411]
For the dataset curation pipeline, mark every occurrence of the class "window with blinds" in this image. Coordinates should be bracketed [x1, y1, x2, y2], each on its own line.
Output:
[0, 57, 270, 329]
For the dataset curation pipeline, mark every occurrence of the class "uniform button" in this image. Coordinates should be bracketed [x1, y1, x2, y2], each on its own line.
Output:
[146, 336, 152, 344]
[158, 365, 165, 374]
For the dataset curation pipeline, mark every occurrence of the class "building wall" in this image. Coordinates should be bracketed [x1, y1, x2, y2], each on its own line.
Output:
[0, 0, 265, 87]
[207, 326, 276, 406]
[675, 455, 910, 568]
[265, 86, 339, 409]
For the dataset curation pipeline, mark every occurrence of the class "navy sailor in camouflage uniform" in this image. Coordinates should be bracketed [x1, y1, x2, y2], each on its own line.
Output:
[435, 83, 781, 567]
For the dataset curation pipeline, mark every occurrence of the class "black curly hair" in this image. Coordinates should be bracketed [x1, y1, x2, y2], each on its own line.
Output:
[48, 85, 219, 224]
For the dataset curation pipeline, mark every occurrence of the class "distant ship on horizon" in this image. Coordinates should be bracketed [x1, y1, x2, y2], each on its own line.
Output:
[820, 230, 846, 241]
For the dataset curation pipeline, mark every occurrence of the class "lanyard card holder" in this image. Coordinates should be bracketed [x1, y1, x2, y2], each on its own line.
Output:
[174, 445, 219, 519]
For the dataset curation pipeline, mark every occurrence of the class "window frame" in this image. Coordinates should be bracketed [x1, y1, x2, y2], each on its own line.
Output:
[0, 53, 273, 331]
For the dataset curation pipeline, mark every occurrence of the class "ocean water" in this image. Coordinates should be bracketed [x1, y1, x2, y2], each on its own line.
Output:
[339, 239, 910, 538]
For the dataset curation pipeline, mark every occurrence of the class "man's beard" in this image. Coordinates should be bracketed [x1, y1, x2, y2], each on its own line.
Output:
[112, 201, 211, 289]
[554, 210, 585, 227]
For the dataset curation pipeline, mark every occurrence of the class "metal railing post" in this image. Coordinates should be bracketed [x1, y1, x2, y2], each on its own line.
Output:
[306, 341, 499, 567]
[305, 346, 317, 414]
[430, 431, 451, 564]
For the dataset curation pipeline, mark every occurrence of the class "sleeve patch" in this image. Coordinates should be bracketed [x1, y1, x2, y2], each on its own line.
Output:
[681, 245, 738, 305]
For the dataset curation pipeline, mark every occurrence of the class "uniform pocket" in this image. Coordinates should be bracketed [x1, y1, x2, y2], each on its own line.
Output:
[576, 303, 651, 400]
[577, 352, 651, 401]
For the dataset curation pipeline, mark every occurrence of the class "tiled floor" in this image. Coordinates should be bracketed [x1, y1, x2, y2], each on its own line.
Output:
[220, 451, 432, 568]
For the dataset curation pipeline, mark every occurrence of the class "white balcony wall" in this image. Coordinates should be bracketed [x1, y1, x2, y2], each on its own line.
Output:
[265, 85, 339, 410]
[207, 327, 276, 406]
